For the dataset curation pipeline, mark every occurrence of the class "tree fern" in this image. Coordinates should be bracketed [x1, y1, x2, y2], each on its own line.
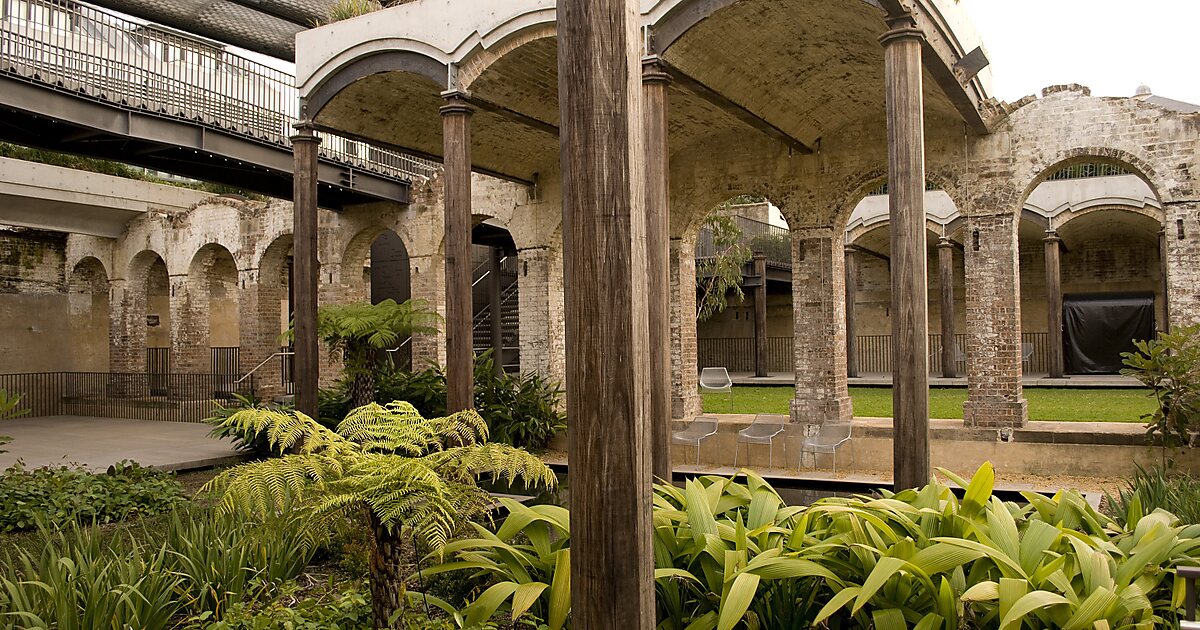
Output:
[203, 401, 555, 628]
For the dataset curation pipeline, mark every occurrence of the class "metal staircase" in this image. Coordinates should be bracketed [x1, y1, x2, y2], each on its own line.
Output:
[471, 255, 520, 371]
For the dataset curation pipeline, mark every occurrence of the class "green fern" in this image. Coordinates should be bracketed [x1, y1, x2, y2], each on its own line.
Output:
[202, 401, 555, 626]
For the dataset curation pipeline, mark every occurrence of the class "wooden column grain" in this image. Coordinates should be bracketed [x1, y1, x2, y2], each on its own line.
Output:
[844, 247, 859, 378]
[489, 246, 503, 376]
[441, 94, 474, 412]
[938, 237, 957, 378]
[643, 58, 673, 481]
[1044, 230, 1064, 378]
[753, 252, 768, 378]
[881, 19, 930, 491]
[290, 124, 320, 419]
[557, 0, 655, 626]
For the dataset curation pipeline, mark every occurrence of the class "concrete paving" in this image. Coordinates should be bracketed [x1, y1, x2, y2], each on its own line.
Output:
[0, 415, 243, 472]
[730, 372, 1145, 388]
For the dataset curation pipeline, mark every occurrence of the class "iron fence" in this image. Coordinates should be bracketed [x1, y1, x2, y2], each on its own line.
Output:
[696, 215, 791, 268]
[697, 333, 1052, 377]
[210, 346, 239, 376]
[279, 345, 294, 395]
[0, 0, 437, 181]
[0, 371, 254, 422]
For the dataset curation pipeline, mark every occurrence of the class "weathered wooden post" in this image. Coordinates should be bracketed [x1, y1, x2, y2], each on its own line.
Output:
[442, 92, 474, 412]
[1044, 229, 1064, 378]
[845, 246, 859, 378]
[643, 56, 673, 481]
[938, 237, 957, 378]
[558, 0, 656, 625]
[881, 15, 931, 490]
[753, 252, 769, 377]
[290, 122, 320, 419]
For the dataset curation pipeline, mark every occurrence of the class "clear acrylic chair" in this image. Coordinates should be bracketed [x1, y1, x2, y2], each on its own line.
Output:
[800, 421, 854, 474]
[672, 417, 718, 466]
[699, 367, 734, 413]
[1020, 342, 1034, 370]
[733, 417, 785, 469]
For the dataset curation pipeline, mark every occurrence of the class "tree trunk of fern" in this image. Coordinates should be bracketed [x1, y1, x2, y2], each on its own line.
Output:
[369, 512, 408, 628]
[346, 342, 376, 408]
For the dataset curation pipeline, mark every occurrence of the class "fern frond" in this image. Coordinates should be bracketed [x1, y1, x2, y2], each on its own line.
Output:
[428, 409, 491, 446]
[336, 402, 442, 454]
[204, 454, 348, 519]
[423, 443, 557, 489]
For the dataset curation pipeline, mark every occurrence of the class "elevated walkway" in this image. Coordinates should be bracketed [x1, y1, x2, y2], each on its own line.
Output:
[0, 0, 437, 210]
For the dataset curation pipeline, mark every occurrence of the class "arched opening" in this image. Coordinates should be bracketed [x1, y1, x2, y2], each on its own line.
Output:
[1016, 160, 1164, 376]
[68, 257, 110, 372]
[843, 184, 964, 378]
[187, 244, 240, 375]
[472, 218, 519, 372]
[125, 250, 171, 386]
[693, 196, 791, 375]
[341, 228, 416, 371]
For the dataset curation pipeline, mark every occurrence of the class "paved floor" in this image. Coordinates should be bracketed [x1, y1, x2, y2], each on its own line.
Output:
[731, 372, 1144, 388]
[0, 416, 243, 471]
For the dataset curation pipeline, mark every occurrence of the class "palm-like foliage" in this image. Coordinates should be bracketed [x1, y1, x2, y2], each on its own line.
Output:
[306, 299, 440, 405]
[203, 400, 555, 627]
[0, 388, 28, 454]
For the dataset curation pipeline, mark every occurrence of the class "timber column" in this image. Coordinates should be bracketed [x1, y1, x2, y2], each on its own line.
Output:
[881, 17, 930, 491]
[844, 246, 859, 378]
[1044, 229, 1064, 378]
[558, 0, 655, 625]
[291, 123, 320, 419]
[643, 57, 672, 480]
[938, 237, 957, 378]
[753, 252, 768, 377]
[441, 92, 474, 412]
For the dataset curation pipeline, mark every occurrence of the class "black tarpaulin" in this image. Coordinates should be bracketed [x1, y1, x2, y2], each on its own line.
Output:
[1063, 293, 1156, 375]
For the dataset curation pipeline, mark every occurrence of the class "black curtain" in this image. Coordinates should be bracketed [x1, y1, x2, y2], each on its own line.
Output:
[1063, 293, 1156, 374]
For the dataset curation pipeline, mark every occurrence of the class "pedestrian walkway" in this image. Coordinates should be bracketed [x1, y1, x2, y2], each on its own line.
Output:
[730, 372, 1144, 388]
[0, 416, 242, 472]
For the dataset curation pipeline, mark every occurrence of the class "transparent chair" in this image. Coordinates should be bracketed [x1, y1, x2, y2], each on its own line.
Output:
[732, 417, 785, 469]
[1182, 566, 1200, 630]
[699, 367, 734, 413]
[800, 421, 854, 474]
[1020, 342, 1035, 370]
[672, 417, 719, 466]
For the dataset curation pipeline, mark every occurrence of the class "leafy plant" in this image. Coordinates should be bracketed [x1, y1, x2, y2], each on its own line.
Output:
[0, 388, 28, 454]
[323, 0, 382, 23]
[426, 463, 1200, 629]
[696, 214, 752, 322]
[203, 401, 556, 627]
[1122, 324, 1200, 449]
[1107, 465, 1200, 527]
[304, 299, 440, 407]
[0, 520, 184, 630]
[207, 392, 290, 456]
[0, 461, 184, 532]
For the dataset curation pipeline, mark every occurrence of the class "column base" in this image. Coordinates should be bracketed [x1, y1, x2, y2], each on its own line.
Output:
[964, 398, 1028, 428]
[790, 395, 853, 424]
[672, 391, 702, 420]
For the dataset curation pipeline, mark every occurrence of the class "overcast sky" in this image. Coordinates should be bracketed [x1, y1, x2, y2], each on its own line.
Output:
[959, 0, 1200, 105]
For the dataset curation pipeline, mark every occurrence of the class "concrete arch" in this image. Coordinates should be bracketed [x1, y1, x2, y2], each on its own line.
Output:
[1015, 150, 1166, 218]
[836, 167, 965, 236]
[458, 21, 557, 90]
[1052, 203, 1165, 234]
[305, 50, 449, 120]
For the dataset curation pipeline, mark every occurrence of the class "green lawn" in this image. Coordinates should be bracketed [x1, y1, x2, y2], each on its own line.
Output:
[701, 386, 1156, 423]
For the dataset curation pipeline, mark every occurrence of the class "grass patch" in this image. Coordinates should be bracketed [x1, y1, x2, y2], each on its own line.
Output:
[702, 386, 1155, 423]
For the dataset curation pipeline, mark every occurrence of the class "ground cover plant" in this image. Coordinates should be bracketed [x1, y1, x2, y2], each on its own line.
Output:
[426, 462, 1200, 629]
[1107, 466, 1200, 528]
[702, 386, 1156, 422]
[1121, 323, 1200, 447]
[204, 401, 556, 627]
[0, 461, 184, 532]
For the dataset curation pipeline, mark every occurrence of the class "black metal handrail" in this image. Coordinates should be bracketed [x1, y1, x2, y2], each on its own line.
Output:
[0, 0, 438, 181]
[697, 215, 791, 268]
[0, 371, 254, 422]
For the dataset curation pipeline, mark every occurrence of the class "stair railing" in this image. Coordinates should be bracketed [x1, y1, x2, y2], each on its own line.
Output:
[234, 350, 293, 386]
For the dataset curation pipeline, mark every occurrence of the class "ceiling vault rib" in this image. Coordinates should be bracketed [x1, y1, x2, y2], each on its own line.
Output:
[658, 60, 814, 155]
[466, 96, 559, 138]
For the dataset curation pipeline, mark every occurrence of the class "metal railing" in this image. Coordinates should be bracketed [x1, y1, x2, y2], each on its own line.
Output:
[210, 346, 239, 376]
[0, 371, 254, 422]
[696, 332, 1051, 377]
[0, 0, 438, 181]
[697, 215, 791, 268]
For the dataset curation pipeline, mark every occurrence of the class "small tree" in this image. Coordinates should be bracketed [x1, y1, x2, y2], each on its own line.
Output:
[205, 401, 555, 627]
[1121, 324, 1200, 451]
[0, 389, 28, 454]
[306, 299, 439, 407]
[696, 214, 752, 322]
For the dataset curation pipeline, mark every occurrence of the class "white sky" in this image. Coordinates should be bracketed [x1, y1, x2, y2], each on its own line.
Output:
[959, 0, 1200, 105]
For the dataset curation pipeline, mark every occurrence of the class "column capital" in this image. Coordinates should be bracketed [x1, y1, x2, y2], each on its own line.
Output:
[289, 122, 321, 144]
[641, 56, 672, 85]
[1043, 229, 1062, 244]
[879, 13, 925, 47]
[937, 236, 955, 249]
[844, 245, 858, 257]
[439, 90, 474, 117]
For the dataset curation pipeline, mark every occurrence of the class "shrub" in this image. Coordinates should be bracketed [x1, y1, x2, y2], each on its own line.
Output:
[1122, 323, 1200, 448]
[426, 463, 1200, 629]
[207, 393, 287, 456]
[1107, 465, 1200, 527]
[0, 461, 184, 532]
[376, 351, 565, 450]
[0, 389, 28, 454]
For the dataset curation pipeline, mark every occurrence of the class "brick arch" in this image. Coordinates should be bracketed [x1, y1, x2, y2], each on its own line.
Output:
[1015, 148, 1167, 217]
[830, 166, 966, 233]
[458, 21, 557, 90]
[69, 256, 110, 294]
[1052, 203, 1166, 233]
[126, 249, 168, 289]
